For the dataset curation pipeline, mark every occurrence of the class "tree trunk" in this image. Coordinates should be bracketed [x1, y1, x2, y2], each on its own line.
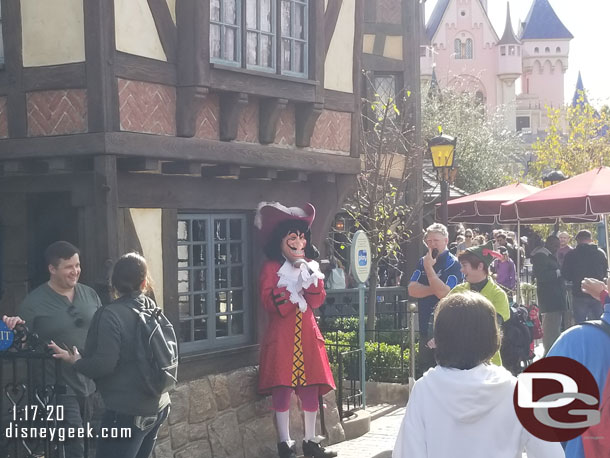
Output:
[366, 260, 380, 334]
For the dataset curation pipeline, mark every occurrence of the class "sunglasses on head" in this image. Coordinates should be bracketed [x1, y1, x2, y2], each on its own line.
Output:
[66, 305, 85, 328]
[465, 235, 472, 238]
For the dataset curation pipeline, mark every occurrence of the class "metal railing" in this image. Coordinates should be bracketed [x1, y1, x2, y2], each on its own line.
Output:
[0, 326, 86, 458]
[337, 348, 362, 419]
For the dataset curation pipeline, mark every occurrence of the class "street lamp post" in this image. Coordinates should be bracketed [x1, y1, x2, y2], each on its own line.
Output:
[428, 133, 458, 227]
[542, 170, 568, 234]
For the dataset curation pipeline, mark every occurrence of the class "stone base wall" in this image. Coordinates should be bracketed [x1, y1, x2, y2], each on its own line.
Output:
[153, 366, 345, 458]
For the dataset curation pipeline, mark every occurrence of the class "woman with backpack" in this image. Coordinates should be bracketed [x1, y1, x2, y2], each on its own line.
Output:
[50, 252, 172, 458]
[393, 291, 564, 458]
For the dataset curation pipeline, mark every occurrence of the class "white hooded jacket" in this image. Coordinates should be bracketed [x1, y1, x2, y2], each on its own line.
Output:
[393, 364, 565, 458]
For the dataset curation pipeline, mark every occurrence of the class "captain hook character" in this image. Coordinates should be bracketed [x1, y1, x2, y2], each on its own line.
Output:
[255, 202, 337, 458]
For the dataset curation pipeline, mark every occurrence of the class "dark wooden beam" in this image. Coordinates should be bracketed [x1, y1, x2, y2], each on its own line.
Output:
[324, 90, 356, 113]
[364, 0, 377, 22]
[209, 66, 317, 102]
[162, 208, 179, 325]
[325, 0, 344, 55]
[84, 0, 119, 132]
[219, 92, 248, 141]
[3, 0, 26, 138]
[22, 63, 87, 91]
[259, 98, 288, 144]
[313, 0, 325, 103]
[351, 0, 364, 159]
[310, 172, 336, 183]
[177, 0, 209, 87]
[115, 52, 177, 86]
[117, 158, 161, 172]
[373, 33, 386, 56]
[295, 102, 323, 147]
[362, 54, 404, 72]
[147, 0, 177, 63]
[277, 171, 308, 182]
[364, 23, 402, 35]
[176, 86, 208, 137]
[0, 132, 362, 174]
[161, 160, 202, 175]
[201, 164, 241, 178]
[239, 167, 277, 180]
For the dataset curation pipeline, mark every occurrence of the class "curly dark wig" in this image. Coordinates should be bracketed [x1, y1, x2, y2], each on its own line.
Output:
[264, 219, 319, 262]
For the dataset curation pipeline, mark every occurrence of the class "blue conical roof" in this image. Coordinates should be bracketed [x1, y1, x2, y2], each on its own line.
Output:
[572, 72, 589, 107]
[520, 0, 573, 40]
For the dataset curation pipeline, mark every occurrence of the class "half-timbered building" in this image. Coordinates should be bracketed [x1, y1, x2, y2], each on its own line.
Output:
[0, 0, 364, 456]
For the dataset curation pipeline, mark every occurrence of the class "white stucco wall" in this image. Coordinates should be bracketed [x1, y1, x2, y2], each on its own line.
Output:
[324, 0, 355, 93]
[115, 0, 167, 61]
[129, 209, 164, 309]
[21, 0, 85, 66]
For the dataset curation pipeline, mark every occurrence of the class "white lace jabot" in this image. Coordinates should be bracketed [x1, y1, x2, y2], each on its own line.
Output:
[276, 259, 325, 313]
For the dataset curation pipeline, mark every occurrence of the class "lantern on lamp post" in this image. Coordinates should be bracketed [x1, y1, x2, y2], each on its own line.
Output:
[542, 170, 567, 188]
[428, 133, 457, 227]
[542, 170, 567, 233]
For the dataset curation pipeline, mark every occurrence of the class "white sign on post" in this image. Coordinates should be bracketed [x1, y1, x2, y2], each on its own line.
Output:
[350, 230, 371, 284]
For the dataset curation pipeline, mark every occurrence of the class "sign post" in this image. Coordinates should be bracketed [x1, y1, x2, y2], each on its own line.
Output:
[350, 230, 371, 408]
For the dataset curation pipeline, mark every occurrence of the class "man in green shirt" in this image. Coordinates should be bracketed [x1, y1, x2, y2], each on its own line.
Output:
[449, 241, 510, 366]
[3, 241, 101, 458]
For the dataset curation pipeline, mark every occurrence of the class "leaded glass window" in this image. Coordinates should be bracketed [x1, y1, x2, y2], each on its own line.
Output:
[465, 39, 473, 59]
[211, 0, 241, 65]
[280, 0, 308, 76]
[178, 214, 250, 352]
[373, 74, 397, 120]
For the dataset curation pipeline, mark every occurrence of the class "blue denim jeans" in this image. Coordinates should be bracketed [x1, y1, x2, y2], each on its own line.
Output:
[572, 295, 603, 323]
[94, 405, 169, 458]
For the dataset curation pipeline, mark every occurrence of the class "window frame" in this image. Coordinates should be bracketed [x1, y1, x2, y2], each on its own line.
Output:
[211, 0, 310, 79]
[177, 213, 252, 354]
[210, 0, 243, 67]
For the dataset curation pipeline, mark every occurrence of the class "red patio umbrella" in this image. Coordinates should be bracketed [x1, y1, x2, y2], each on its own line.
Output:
[435, 182, 541, 224]
[499, 167, 610, 220]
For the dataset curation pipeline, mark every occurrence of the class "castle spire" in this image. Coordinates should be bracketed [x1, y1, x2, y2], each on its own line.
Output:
[520, 0, 573, 40]
[572, 72, 589, 107]
[498, 2, 520, 45]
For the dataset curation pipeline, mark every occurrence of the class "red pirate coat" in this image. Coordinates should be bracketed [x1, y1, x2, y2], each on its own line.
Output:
[258, 260, 336, 395]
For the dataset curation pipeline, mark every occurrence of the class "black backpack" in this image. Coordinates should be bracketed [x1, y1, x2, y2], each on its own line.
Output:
[500, 305, 533, 376]
[124, 299, 179, 396]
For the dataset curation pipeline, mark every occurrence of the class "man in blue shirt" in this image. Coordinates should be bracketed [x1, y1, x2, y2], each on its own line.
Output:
[547, 277, 610, 458]
[408, 223, 463, 374]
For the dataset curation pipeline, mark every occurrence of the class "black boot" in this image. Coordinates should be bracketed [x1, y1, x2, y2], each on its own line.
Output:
[277, 441, 297, 458]
[302, 440, 337, 458]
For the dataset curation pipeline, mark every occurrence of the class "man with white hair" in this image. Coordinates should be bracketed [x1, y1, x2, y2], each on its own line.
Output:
[408, 223, 463, 373]
[556, 231, 573, 268]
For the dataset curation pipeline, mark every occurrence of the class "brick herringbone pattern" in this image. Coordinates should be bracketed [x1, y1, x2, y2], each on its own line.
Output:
[236, 99, 259, 143]
[27, 90, 87, 137]
[0, 97, 8, 138]
[118, 79, 176, 136]
[310, 110, 351, 152]
[194, 94, 220, 140]
[273, 104, 295, 146]
[378, 0, 401, 24]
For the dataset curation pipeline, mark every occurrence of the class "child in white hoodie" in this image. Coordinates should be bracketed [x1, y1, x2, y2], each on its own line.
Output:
[393, 291, 564, 458]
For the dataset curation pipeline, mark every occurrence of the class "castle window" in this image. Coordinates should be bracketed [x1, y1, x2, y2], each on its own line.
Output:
[475, 91, 486, 105]
[534, 47, 539, 53]
[545, 47, 550, 53]
[460, 10, 466, 17]
[211, 0, 309, 77]
[516, 116, 531, 132]
[372, 74, 398, 120]
[500, 46, 506, 56]
[420, 45, 427, 57]
[465, 39, 473, 59]
[508, 45, 515, 56]
[556, 46, 561, 53]
[454, 39, 462, 58]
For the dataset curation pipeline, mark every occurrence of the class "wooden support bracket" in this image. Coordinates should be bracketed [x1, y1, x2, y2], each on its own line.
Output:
[239, 167, 277, 180]
[177, 86, 209, 137]
[295, 102, 324, 147]
[259, 97, 289, 144]
[219, 92, 248, 141]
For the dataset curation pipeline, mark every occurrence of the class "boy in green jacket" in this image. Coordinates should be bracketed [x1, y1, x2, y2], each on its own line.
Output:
[449, 241, 510, 366]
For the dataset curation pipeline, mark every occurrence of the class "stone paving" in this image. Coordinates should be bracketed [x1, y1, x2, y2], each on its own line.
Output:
[325, 406, 405, 458]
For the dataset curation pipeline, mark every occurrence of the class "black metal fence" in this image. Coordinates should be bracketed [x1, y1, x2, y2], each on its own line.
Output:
[0, 327, 89, 458]
[319, 287, 416, 417]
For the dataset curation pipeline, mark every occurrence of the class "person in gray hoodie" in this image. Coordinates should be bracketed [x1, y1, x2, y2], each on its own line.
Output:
[393, 291, 564, 458]
[561, 230, 608, 323]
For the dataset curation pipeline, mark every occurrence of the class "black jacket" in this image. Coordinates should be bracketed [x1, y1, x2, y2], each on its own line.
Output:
[561, 243, 608, 297]
[74, 293, 170, 416]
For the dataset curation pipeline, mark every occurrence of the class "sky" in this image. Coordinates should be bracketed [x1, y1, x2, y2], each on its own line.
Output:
[424, 0, 610, 107]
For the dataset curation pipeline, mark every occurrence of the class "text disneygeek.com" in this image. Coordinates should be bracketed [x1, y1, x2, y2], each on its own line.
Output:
[5, 422, 132, 441]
